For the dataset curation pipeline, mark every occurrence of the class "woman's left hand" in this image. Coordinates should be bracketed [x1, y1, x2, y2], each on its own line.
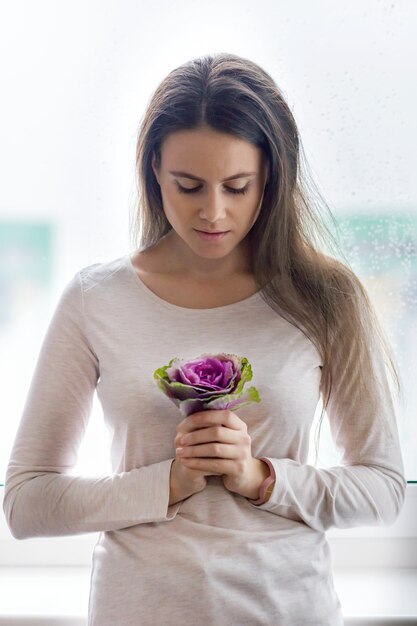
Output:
[175, 409, 268, 499]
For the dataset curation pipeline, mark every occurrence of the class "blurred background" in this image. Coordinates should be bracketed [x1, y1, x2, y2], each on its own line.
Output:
[0, 0, 416, 490]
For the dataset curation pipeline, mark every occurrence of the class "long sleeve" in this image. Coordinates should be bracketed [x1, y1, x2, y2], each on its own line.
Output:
[2, 272, 180, 540]
[249, 339, 407, 533]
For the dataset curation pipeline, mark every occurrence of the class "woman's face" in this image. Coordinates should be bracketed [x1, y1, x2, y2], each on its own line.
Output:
[151, 126, 269, 272]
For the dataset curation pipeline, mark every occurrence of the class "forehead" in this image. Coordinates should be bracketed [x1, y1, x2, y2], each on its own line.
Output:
[160, 128, 263, 171]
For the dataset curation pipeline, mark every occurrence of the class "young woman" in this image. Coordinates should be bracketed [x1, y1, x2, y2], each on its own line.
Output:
[3, 52, 406, 625]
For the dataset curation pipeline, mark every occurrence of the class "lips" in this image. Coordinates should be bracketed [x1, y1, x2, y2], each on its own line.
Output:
[197, 230, 228, 234]
[195, 230, 230, 242]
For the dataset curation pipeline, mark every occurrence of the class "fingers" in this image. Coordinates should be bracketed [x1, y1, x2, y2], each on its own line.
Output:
[173, 411, 251, 478]
[175, 425, 233, 448]
[176, 410, 246, 437]
[180, 457, 236, 475]
[176, 442, 236, 459]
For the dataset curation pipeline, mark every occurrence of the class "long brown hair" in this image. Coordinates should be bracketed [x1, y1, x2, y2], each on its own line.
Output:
[129, 52, 401, 464]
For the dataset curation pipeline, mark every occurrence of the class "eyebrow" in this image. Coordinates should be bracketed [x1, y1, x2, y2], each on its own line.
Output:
[169, 170, 257, 182]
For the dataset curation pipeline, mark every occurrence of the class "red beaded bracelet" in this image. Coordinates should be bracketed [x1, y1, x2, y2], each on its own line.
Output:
[248, 457, 276, 506]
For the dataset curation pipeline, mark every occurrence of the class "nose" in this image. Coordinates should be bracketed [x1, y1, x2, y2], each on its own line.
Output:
[198, 188, 227, 223]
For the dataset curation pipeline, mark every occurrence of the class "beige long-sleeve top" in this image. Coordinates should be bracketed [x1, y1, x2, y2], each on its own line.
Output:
[3, 253, 406, 626]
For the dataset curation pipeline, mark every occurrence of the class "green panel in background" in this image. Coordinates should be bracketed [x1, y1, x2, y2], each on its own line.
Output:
[0, 221, 53, 283]
[325, 212, 417, 275]
[0, 221, 54, 327]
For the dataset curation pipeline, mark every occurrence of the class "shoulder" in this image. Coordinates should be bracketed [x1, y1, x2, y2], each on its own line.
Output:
[57, 255, 129, 311]
[77, 254, 128, 294]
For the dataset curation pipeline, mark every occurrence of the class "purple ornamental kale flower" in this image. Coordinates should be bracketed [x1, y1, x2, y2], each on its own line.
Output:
[153, 352, 261, 418]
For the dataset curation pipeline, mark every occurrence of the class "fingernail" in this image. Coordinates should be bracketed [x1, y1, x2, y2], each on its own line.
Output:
[176, 447, 184, 455]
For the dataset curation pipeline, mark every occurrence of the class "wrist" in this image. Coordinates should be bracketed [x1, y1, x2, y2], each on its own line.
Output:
[169, 460, 207, 505]
[241, 458, 272, 500]
[169, 461, 182, 505]
[248, 458, 275, 505]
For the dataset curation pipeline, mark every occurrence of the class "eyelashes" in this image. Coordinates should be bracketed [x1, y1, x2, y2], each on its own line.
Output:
[175, 182, 250, 196]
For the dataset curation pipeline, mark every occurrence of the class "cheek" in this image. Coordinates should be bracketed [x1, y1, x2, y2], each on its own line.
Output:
[163, 196, 194, 230]
[247, 198, 262, 221]
[251, 189, 265, 218]
[245, 201, 263, 229]
[160, 190, 183, 217]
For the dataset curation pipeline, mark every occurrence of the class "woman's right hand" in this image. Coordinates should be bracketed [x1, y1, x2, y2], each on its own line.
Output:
[168, 429, 222, 505]
[168, 458, 206, 505]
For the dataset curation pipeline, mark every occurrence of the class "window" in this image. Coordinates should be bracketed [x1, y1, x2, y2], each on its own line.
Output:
[1, 0, 415, 570]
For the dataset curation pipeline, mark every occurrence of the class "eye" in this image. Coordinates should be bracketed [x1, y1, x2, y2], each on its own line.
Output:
[175, 182, 250, 195]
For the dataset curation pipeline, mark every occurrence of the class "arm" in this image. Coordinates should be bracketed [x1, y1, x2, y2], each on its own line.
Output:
[2, 272, 181, 540]
[248, 343, 407, 532]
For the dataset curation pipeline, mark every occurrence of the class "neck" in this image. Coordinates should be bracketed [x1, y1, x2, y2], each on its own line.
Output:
[160, 230, 253, 280]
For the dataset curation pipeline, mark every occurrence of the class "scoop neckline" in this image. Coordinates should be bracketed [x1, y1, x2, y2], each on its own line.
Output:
[123, 252, 263, 313]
